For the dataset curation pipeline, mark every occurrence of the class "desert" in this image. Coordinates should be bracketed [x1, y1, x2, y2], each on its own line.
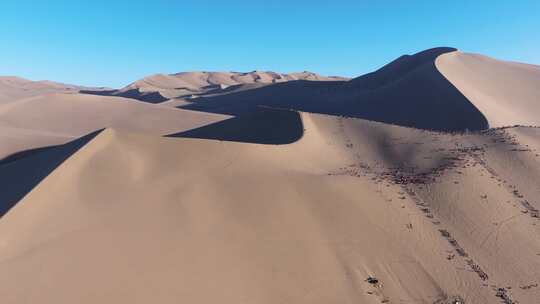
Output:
[1, 46, 539, 303]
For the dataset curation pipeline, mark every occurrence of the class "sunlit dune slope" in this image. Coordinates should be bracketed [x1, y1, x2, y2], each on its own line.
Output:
[436, 51, 540, 128]
[1, 111, 539, 303]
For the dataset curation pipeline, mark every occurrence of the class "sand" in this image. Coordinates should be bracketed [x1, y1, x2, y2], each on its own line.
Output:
[174, 48, 489, 131]
[1, 47, 540, 303]
[436, 51, 540, 128]
[173, 48, 540, 132]
[0, 111, 539, 303]
[0, 93, 229, 160]
[0, 76, 105, 104]
[82, 71, 348, 103]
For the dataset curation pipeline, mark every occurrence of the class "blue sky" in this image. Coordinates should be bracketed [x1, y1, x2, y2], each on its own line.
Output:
[1, 1, 538, 88]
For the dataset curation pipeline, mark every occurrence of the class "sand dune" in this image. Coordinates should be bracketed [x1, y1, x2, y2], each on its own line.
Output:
[82, 71, 347, 103]
[175, 48, 488, 131]
[7, 47, 539, 132]
[1, 47, 540, 303]
[436, 51, 540, 128]
[349, 47, 458, 89]
[1, 111, 539, 303]
[0, 76, 105, 104]
[176, 47, 540, 131]
[0, 93, 229, 159]
[0, 131, 100, 215]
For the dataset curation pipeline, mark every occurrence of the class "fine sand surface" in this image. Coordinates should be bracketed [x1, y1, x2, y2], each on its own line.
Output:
[436, 51, 540, 128]
[0, 93, 229, 159]
[1, 111, 539, 303]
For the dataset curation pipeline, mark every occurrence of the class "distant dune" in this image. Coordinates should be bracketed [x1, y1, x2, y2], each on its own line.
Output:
[82, 71, 348, 103]
[0, 76, 106, 104]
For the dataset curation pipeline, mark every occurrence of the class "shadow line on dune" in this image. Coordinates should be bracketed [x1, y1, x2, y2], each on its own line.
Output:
[80, 89, 168, 104]
[0, 145, 62, 167]
[167, 107, 304, 145]
[0, 130, 103, 216]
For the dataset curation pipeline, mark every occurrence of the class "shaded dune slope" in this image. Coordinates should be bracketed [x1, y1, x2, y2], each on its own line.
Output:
[168, 107, 303, 144]
[1, 111, 539, 303]
[343, 49, 489, 131]
[0, 130, 102, 215]
[80, 88, 169, 104]
[179, 47, 489, 131]
[349, 47, 457, 89]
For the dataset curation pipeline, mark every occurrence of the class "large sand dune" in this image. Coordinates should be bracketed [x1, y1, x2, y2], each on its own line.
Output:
[174, 48, 488, 131]
[177, 48, 539, 131]
[1, 111, 539, 303]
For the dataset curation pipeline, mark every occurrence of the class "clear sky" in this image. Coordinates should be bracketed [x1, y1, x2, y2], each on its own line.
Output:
[1, 1, 538, 88]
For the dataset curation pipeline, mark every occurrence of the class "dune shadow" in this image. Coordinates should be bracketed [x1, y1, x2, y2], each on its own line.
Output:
[167, 107, 303, 144]
[178, 80, 346, 115]
[349, 47, 458, 89]
[0, 130, 102, 216]
[178, 47, 488, 132]
[80, 89, 167, 103]
[0, 146, 63, 167]
[343, 57, 489, 131]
